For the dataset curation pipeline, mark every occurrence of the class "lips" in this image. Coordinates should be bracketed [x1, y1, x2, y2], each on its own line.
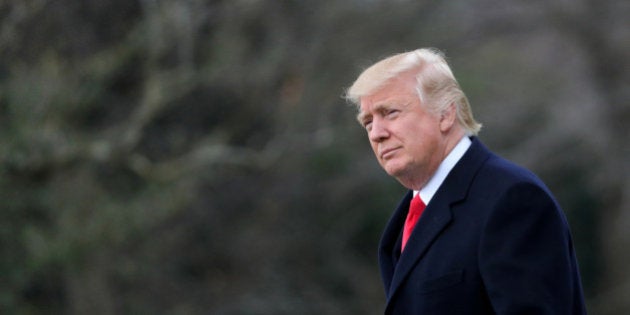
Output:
[380, 147, 400, 160]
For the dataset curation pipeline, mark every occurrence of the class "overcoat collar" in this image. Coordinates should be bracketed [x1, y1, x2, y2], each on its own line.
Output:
[379, 137, 491, 306]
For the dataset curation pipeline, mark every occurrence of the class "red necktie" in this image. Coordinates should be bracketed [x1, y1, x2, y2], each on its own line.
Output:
[402, 194, 426, 252]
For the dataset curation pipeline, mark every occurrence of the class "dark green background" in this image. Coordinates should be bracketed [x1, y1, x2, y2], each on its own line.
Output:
[1, 1, 628, 314]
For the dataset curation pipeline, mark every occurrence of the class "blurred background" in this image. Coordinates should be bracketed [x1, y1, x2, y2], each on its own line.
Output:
[0, 0, 628, 314]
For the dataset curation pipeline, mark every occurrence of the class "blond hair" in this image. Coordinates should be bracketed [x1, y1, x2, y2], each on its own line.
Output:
[345, 48, 481, 135]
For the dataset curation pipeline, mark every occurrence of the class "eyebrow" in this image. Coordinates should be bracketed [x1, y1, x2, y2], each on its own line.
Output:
[356, 111, 370, 124]
[356, 101, 407, 124]
[356, 104, 388, 125]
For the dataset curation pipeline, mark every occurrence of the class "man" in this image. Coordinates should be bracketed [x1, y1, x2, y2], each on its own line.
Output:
[345, 48, 586, 314]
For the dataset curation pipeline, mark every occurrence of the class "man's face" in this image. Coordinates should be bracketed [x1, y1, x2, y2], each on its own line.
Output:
[358, 76, 446, 188]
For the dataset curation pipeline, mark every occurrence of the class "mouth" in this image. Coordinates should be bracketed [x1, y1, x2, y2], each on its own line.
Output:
[380, 147, 400, 160]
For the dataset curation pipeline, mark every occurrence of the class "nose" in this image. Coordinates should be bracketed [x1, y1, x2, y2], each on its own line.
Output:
[368, 118, 389, 142]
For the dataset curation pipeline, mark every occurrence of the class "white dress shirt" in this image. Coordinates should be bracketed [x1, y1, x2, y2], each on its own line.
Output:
[415, 136, 472, 204]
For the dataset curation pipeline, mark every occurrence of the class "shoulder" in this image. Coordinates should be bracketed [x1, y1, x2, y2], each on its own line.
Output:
[443, 137, 553, 206]
[483, 155, 542, 184]
[472, 141, 550, 195]
[465, 140, 560, 211]
[472, 150, 567, 226]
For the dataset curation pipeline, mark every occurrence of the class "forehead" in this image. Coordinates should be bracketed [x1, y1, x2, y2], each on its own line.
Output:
[359, 77, 418, 113]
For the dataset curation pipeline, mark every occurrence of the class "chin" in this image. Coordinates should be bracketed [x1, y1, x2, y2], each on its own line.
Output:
[383, 164, 406, 178]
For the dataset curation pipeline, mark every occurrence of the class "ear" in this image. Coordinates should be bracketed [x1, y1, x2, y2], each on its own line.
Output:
[439, 103, 457, 133]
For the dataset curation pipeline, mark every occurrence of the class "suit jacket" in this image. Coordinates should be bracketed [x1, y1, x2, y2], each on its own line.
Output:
[378, 137, 587, 314]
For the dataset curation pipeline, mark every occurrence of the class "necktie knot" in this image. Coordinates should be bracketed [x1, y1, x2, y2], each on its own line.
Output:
[402, 194, 426, 251]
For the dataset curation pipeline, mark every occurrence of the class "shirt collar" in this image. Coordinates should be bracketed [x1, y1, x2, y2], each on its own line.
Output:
[415, 136, 472, 204]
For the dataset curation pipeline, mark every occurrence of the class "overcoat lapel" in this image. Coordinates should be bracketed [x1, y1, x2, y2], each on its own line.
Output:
[385, 198, 453, 300]
[381, 137, 491, 304]
[378, 191, 412, 292]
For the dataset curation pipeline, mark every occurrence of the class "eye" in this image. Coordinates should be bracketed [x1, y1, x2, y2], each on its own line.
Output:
[386, 109, 400, 118]
[363, 120, 373, 131]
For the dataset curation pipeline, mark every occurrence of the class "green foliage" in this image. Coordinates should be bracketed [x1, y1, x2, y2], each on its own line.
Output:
[0, 0, 628, 314]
